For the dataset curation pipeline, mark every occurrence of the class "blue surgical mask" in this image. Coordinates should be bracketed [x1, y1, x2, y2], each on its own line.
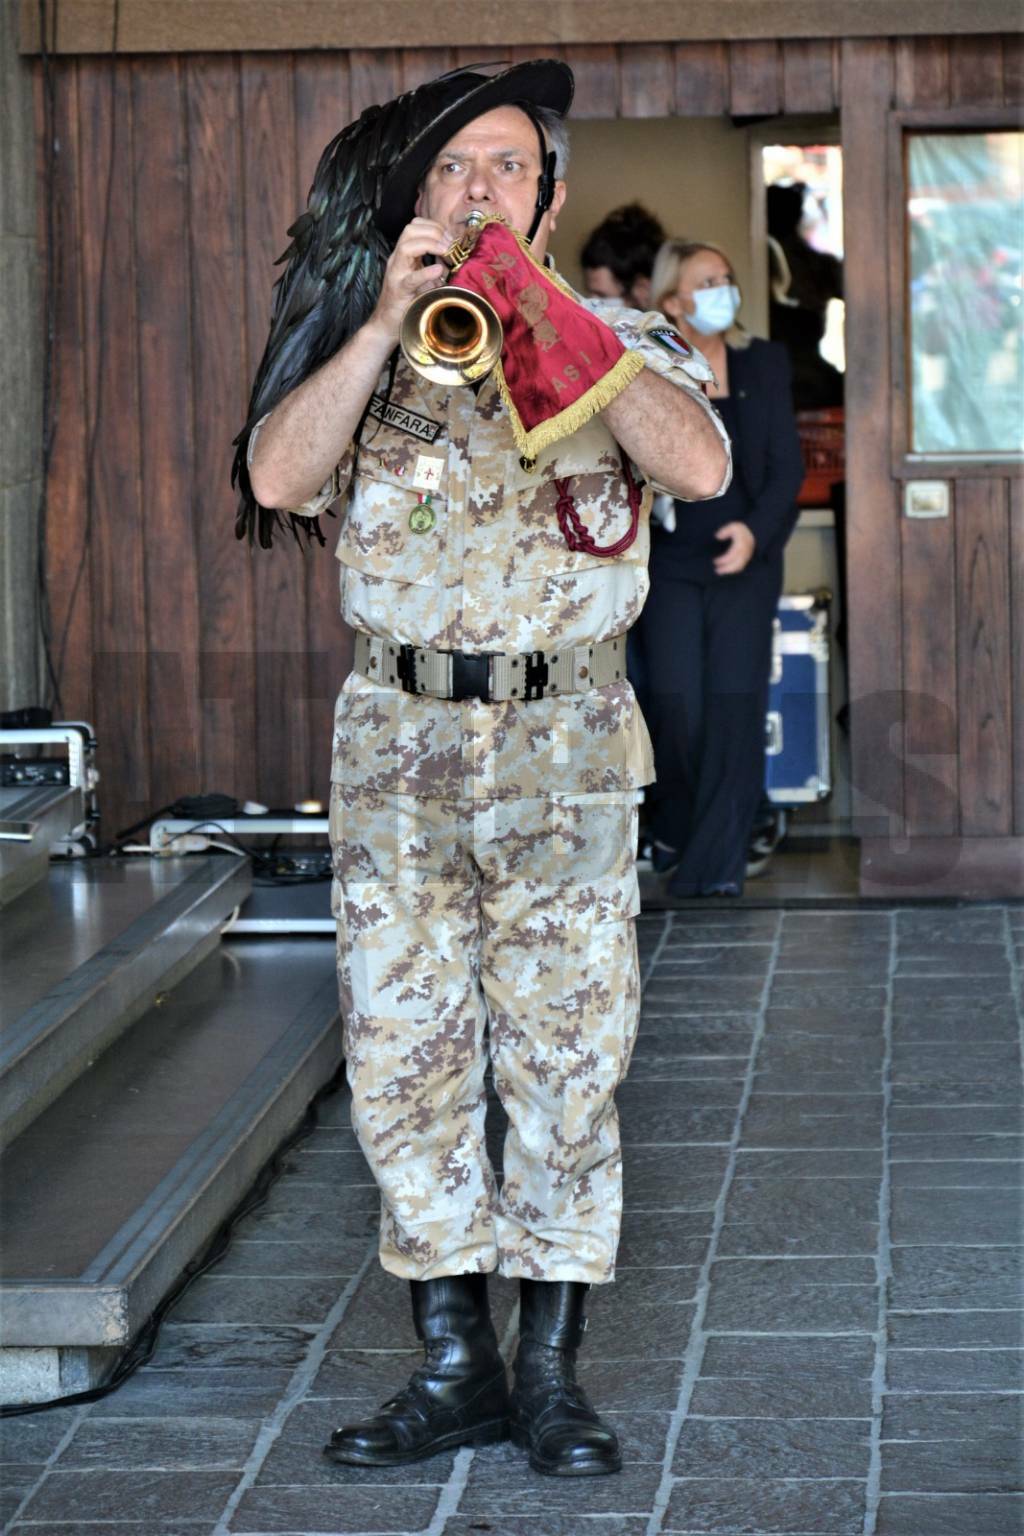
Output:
[685, 284, 741, 335]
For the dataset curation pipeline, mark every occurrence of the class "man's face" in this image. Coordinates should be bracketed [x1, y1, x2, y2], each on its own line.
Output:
[415, 105, 567, 260]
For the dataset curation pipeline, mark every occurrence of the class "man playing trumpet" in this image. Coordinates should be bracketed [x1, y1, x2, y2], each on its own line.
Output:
[239, 59, 729, 1478]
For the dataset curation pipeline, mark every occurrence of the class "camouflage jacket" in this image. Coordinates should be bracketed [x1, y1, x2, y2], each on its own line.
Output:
[255, 293, 731, 800]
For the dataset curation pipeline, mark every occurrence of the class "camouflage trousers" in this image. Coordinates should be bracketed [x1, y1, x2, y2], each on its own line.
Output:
[329, 783, 642, 1283]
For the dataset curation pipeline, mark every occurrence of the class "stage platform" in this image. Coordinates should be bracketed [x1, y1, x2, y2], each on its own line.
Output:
[0, 853, 342, 1406]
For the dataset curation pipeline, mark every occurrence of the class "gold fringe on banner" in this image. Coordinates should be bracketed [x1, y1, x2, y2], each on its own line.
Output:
[493, 348, 646, 462]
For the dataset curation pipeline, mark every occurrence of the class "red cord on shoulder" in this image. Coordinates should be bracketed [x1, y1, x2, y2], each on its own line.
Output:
[554, 453, 642, 557]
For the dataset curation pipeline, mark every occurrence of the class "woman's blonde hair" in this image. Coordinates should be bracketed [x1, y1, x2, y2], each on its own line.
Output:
[650, 238, 751, 346]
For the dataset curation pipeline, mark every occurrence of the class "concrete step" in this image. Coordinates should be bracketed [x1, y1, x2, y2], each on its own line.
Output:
[0, 856, 252, 1148]
[0, 938, 342, 1404]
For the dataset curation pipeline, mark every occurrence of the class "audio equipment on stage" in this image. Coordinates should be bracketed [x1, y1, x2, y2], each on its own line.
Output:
[1, 758, 71, 786]
[149, 813, 334, 933]
[0, 720, 99, 903]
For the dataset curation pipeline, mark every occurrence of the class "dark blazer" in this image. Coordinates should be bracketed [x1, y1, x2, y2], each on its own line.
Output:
[652, 336, 805, 579]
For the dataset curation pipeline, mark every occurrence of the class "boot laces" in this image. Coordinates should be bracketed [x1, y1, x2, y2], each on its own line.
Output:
[411, 1337, 449, 1383]
[379, 1340, 447, 1418]
[519, 1343, 591, 1413]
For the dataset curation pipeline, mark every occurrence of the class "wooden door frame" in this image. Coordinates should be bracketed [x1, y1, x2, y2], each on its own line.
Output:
[843, 44, 1023, 895]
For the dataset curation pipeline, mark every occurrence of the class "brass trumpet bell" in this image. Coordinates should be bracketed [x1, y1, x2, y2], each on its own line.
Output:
[400, 286, 503, 386]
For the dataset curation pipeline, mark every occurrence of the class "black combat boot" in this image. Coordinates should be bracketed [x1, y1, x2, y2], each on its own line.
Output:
[323, 1274, 510, 1466]
[510, 1280, 622, 1476]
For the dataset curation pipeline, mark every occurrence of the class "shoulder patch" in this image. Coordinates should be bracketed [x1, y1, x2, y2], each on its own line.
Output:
[647, 327, 693, 359]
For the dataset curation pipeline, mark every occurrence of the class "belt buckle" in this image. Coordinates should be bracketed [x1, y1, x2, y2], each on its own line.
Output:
[450, 651, 491, 703]
[523, 651, 550, 702]
[396, 643, 418, 693]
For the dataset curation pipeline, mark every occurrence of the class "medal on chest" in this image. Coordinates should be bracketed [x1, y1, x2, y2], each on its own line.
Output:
[408, 454, 441, 533]
[408, 492, 436, 534]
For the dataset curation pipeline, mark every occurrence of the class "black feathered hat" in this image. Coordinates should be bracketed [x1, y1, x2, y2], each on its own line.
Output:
[233, 58, 573, 550]
[375, 59, 573, 241]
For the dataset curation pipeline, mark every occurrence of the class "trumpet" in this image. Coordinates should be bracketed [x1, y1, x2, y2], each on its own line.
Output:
[399, 211, 503, 387]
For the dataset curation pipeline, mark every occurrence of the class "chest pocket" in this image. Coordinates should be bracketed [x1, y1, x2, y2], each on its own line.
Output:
[505, 414, 649, 584]
[335, 441, 447, 589]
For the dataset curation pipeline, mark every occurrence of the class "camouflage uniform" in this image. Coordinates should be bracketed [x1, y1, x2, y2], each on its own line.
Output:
[269, 293, 729, 1282]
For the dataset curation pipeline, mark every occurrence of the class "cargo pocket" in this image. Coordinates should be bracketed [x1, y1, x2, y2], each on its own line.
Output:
[336, 464, 446, 588]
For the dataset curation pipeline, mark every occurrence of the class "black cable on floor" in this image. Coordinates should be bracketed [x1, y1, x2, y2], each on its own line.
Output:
[0, 1064, 348, 1419]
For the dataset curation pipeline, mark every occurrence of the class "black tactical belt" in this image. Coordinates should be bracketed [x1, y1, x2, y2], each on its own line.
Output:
[353, 631, 627, 704]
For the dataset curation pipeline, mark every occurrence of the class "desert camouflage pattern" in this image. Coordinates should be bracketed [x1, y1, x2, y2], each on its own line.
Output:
[329, 299, 727, 665]
[330, 675, 653, 801]
[293, 293, 728, 800]
[289, 285, 729, 1278]
[330, 781, 640, 1280]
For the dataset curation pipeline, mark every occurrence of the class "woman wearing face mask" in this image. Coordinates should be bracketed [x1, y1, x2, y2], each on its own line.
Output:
[633, 239, 804, 898]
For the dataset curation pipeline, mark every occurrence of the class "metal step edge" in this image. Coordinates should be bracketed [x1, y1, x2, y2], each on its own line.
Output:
[0, 788, 85, 909]
[0, 972, 343, 1348]
[0, 858, 253, 1148]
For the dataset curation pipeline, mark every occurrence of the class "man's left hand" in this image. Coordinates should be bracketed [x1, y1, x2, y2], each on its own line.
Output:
[713, 522, 756, 575]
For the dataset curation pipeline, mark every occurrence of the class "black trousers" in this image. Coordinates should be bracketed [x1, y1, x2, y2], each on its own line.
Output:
[633, 556, 782, 894]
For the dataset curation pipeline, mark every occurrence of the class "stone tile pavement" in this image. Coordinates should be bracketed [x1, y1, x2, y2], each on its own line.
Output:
[3, 906, 1023, 1535]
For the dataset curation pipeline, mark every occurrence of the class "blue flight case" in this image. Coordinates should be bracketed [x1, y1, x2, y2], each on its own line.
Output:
[765, 592, 832, 805]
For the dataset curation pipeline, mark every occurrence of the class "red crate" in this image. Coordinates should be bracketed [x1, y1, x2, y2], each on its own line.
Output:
[796, 407, 845, 507]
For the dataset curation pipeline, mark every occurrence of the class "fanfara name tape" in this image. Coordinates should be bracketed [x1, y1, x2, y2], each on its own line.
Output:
[367, 394, 443, 443]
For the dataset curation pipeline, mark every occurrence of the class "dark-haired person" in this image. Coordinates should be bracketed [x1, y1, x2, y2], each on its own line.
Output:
[766, 181, 844, 410]
[580, 203, 670, 740]
[633, 238, 803, 898]
[581, 202, 666, 310]
[240, 65, 730, 1475]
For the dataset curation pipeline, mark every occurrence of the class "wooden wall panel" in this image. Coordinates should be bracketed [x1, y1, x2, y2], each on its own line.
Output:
[186, 55, 257, 808]
[860, 835, 1024, 899]
[399, 48, 456, 93]
[840, 39, 902, 840]
[509, 44, 564, 67]
[454, 46, 506, 71]
[1004, 35, 1024, 105]
[132, 57, 201, 809]
[619, 44, 674, 117]
[900, 513, 958, 836]
[673, 42, 729, 116]
[20, 0, 1024, 55]
[895, 37, 950, 106]
[295, 52, 356, 806]
[350, 48, 400, 119]
[949, 35, 1005, 106]
[563, 44, 618, 118]
[77, 57, 151, 833]
[955, 480, 1012, 836]
[39, 62, 93, 728]
[240, 55, 311, 810]
[728, 40, 781, 116]
[36, 37, 1022, 869]
[781, 39, 838, 112]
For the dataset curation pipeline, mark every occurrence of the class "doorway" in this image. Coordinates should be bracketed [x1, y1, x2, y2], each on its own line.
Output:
[553, 114, 858, 903]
